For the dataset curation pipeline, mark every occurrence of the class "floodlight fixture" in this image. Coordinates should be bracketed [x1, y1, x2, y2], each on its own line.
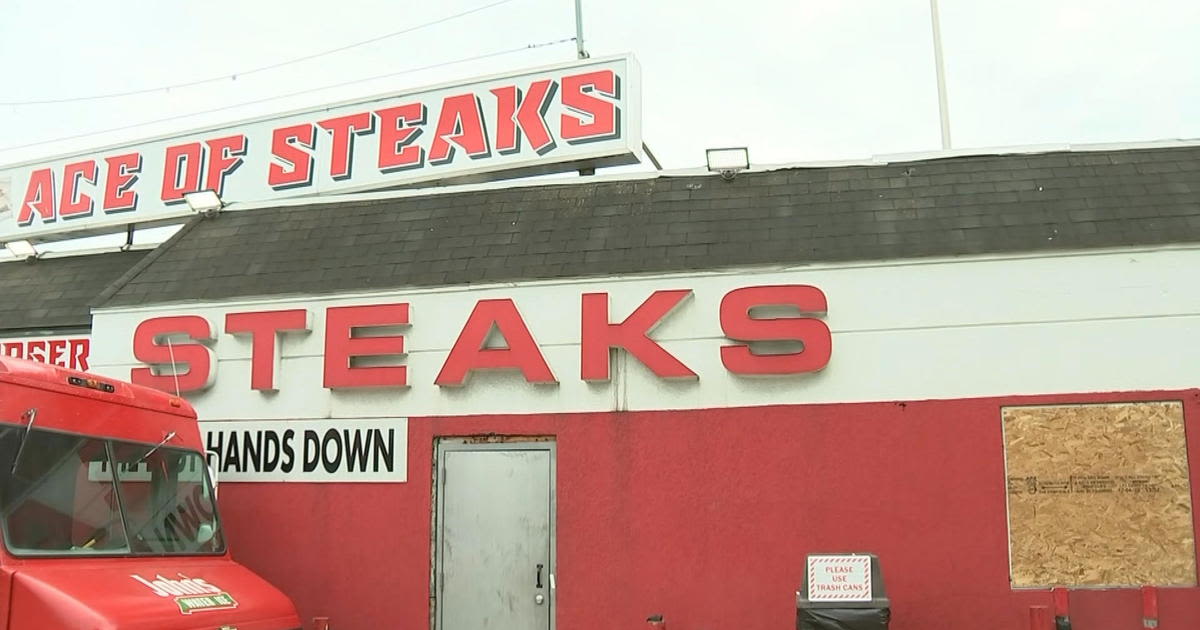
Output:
[4, 240, 37, 260]
[706, 147, 750, 181]
[184, 190, 225, 215]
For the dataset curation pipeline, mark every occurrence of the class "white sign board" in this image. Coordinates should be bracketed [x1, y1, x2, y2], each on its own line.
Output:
[1, 335, 91, 370]
[0, 176, 10, 228]
[806, 555, 873, 602]
[1, 55, 641, 242]
[88, 457, 206, 483]
[202, 418, 407, 482]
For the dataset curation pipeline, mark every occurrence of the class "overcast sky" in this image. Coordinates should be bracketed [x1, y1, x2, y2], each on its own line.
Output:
[0, 0, 1198, 255]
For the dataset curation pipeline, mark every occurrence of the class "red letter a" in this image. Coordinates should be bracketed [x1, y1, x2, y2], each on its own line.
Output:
[436, 299, 556, 386]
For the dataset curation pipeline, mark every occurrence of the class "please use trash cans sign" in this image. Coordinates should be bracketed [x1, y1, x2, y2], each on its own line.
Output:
[807, 555, 873, 602]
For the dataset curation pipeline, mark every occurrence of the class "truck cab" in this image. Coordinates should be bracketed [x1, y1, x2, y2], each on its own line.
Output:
[0, 355, 300, 629]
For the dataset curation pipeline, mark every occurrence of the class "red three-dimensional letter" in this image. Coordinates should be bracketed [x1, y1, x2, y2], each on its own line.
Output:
[131, 316, 216, 393]
[323, 304, 410, 388]
[204, 134, 248, 195]
[59, 160, 98, 218]
[226, 309, 311, 391]
[428, 94, 490, 164]
[560, 69, 619, 143]
[319, 112, 374, 179]
[436, 299, 556, 386]
[268, 123, 316, 190]
[719, 285, 832, 375]
[18, 168, 56, 226]
[161, 142, 205, 203]
[580, 290, 695, 381]
[492, 80, 557, 155]
[103, 153, 142, 212]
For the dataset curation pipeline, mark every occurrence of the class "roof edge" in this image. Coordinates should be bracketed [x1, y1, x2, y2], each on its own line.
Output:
[90, 216, 205, 309]
[0, 242, 160, 265]
[93, 241, 1200, 314]
[221, 137, 1200, 216]
[865, 137, 1200, 166]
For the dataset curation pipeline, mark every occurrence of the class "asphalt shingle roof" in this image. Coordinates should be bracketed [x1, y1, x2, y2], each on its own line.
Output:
[0, 250, 148, 333]
[99, 144, 1200, 307]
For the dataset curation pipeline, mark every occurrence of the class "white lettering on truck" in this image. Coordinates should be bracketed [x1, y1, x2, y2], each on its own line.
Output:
[131, 574, 221, 598]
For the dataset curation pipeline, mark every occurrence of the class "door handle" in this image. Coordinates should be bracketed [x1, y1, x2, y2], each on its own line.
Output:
[536, 564, 544, 589]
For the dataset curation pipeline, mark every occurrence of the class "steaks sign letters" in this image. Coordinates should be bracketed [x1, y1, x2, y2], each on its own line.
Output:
[0, 55, 641, 241]
[129, 285, 832, 393]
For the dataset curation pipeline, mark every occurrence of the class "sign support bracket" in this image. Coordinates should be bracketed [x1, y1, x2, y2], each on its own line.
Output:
[121, 224, 135, 251]
[574, 0, 589, 59]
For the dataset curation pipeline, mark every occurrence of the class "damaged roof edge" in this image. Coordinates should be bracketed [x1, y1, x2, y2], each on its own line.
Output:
[221, 137, 1200, 216]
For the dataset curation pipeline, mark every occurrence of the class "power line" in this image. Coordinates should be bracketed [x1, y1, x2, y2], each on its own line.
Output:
[0, 38, 575, 154]
[0, 0, 520, 107]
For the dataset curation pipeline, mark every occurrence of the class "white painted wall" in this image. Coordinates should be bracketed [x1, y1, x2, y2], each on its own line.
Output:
[89, 245, 1200, 420]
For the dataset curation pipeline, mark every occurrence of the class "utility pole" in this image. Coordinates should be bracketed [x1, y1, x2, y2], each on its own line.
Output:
[930, 0, 952, 149]
[574, 0, 589, 59]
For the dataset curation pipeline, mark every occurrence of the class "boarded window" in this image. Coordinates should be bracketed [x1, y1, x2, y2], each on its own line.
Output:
[1003, 401, 1196, 587]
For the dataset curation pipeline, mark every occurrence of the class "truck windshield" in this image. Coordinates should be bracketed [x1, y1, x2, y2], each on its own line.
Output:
[0, 425, 224, 556]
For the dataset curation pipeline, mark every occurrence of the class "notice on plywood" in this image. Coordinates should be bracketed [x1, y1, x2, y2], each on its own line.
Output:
[1003, 402, 1196, 587]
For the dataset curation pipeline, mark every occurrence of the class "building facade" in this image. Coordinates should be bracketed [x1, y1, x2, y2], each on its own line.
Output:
[51, 143, 1200, 628]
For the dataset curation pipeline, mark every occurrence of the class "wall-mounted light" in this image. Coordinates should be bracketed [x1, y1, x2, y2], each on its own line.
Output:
[706, 147, 750, 181]
[4, 240, 38, 260]
[184, 190, 224, 215]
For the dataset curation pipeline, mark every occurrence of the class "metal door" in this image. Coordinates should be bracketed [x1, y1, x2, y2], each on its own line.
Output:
[435, 440, 555, 630]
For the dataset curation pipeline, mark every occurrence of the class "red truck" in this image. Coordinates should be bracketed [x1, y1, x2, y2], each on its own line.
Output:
[0, 355, 301, 629]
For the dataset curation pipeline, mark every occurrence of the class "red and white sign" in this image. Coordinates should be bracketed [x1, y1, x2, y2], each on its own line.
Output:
[126, 285, 831, 394]
[1, 335, 90, 370]
[1, 55, 641, 242]
[807, 555, 872, 602]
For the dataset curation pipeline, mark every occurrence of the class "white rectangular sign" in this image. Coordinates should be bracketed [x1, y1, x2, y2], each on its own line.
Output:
[202, 418, 407, 483]
[0, 176, 10, 227]
[1, 55, 641, 242]
[0, 335, 91, 370]
[807, 555, 873, 602]
[88, 457, 205, 483]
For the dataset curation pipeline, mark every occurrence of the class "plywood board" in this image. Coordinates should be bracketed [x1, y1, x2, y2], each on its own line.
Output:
[1003, 401, 1196, 587]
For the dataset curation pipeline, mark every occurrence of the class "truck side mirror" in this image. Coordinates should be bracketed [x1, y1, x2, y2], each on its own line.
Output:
[196, 522, 215, 545]
[205, 451, 219, 499]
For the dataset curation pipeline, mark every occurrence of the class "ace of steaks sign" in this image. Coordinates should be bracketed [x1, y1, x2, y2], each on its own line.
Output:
[0, 55, 641, 241]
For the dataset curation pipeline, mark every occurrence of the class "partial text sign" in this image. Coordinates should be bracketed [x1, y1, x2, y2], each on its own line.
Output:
[1, 335, 90, 370]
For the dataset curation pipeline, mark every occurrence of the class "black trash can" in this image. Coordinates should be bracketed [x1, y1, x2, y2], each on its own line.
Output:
[796, 553, 890, 630]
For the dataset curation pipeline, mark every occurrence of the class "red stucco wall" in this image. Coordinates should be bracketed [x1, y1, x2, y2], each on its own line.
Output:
[216, 389, 1200, 630]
